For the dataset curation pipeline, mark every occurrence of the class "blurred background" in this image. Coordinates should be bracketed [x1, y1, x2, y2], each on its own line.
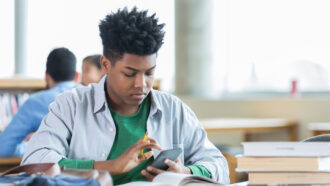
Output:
[2, 0, 330, 182]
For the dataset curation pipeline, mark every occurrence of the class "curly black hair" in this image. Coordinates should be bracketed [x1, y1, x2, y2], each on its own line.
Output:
[99, 7, 165, 63]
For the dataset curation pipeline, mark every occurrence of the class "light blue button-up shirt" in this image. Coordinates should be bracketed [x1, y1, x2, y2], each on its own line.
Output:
[0, 81, 77, 157]
[22, 76, 229, 184]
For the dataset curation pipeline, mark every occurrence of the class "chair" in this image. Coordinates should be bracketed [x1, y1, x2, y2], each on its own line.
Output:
[303, 134, 330, 142]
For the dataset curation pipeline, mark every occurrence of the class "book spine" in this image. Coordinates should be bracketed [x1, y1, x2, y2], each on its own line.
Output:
[0, 93, 30, 131]
[243, 143, 330, 157]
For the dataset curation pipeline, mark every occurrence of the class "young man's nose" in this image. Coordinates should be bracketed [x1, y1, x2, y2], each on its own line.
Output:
[134, 74, 147, 88]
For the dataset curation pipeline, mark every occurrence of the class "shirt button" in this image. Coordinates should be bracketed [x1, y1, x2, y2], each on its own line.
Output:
[109, 128, 114, 132]
[101, 153, 106, 157]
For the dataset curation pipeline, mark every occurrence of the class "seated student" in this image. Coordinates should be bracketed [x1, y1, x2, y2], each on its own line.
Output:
[0, 47, 79, 157]
[21, 8, 229, 185]
[81, 54, 106, 86]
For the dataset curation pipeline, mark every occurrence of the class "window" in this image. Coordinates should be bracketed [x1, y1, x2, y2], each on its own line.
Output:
[212, 0, 330, 96]
[26, 0, 174, 91]
[0, 0, 14, 77]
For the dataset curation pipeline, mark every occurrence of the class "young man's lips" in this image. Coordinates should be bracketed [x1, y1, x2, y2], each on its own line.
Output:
[131, 93, 146, 99]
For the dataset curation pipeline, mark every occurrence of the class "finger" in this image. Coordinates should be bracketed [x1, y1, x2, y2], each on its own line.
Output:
[143, 143, 162, 151]
[135, 136, 160, 148]
[141, 170, 155, 181]
[164, 159, 178, 169]
[141, 139, 158, 147]
[138, 151, 154, 161]
[147, 166, 165, 175]
[138, 136, 156, 143]
[146, 137, 157, 144]
[136, 142, 162, 152]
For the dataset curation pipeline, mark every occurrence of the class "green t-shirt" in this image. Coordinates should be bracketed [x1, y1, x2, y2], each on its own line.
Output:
[108, 95, 152, 185]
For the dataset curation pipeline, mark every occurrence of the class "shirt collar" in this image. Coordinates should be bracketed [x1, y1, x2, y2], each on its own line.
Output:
[93, 76, 107, 113]
[93, 76, 163, 117]
[53, 81, 76, 89]
[149, 89, 163, 117]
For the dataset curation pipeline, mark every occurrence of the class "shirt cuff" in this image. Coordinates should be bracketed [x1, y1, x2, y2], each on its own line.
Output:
[187, 165, 212, 178]
[58, 158, 94, 169]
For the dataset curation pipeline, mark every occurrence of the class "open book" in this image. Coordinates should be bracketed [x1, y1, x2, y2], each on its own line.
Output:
[117, 172, 224, 186]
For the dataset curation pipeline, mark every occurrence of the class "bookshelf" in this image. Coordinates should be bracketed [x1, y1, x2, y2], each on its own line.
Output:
[0, 77, 46, 131]
[0, 77, 46, 90]
[0, 77, 45, 172]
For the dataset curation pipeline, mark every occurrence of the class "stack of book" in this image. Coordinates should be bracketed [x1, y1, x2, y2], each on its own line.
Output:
[237, 142, 330, 185]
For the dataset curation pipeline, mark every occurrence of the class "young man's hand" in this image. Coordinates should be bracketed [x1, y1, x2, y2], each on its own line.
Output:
[94, 136, 162, 175]
[141, 158, 191, 181]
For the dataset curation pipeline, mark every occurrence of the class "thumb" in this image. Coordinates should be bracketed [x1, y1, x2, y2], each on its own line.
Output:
[164, 159, 177, 168]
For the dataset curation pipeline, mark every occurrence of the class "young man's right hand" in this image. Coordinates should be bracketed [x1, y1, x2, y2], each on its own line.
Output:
[94, 136, 162, 175]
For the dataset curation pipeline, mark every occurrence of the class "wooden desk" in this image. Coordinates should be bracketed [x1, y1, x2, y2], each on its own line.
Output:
[200, 118, 298, 141]
[308, 122, 330, 136]
[0, 157, 21, 172]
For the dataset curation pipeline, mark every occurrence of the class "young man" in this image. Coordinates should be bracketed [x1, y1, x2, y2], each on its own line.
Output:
[0, 47, 79, 157]
[22, 8, 229, 185]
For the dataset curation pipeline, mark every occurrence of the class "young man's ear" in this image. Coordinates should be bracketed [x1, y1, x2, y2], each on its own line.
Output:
[101, 56, 111, 72]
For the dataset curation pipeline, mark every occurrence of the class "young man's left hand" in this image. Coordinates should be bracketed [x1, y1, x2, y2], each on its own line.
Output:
[141, 158, 191, 181]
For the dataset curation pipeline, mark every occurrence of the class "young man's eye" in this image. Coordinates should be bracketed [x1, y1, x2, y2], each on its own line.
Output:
[146, 72, 154, 76]
[124, 73, 135, 77]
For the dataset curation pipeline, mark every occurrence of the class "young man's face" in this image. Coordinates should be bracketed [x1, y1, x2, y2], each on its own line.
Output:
[103, 53, 156, 106]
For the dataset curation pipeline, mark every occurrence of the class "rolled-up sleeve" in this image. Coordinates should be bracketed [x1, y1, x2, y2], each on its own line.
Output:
[182, 103, 230, 184]
[21, 94, 73, 165]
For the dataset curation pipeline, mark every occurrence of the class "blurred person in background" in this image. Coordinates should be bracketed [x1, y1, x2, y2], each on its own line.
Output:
[0, 47, 79, 157]
[81, 54, 106, 86]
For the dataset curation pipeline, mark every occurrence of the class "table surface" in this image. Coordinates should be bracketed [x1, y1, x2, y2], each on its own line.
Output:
[200, 118, 297, 129]
[309, 122, 330, 130]
[200, 118, 298, 142]
[0, 157, 21, 165]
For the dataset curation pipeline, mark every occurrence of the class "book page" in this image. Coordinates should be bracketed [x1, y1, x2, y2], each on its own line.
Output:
[117, 181, 172, 186]
[118, 172, 222, 186]
[153, 172, 191, 185]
